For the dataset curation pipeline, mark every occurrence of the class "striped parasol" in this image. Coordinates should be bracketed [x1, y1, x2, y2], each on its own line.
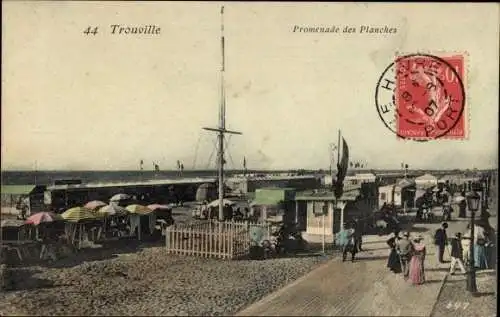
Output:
[84, 200, 107, 210]
[126, 204, 152, 215]
[97, 204, 129, 217]
[25, 212, 63, 226]
[62, 207, 97, 222]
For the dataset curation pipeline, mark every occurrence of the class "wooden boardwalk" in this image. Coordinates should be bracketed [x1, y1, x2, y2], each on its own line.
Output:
[236, 227, 454, 316]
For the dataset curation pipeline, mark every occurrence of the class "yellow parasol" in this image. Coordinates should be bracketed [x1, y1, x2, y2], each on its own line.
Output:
[125, 204, 152, 215]
[61, 207, 97, 222]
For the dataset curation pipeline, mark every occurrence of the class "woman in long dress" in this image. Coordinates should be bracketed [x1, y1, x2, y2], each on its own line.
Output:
[386, 233, 402, 273]
[409, 235, 426, 285]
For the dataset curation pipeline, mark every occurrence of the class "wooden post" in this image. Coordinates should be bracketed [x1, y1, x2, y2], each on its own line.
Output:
[78, 224, 83, 250]
[165, 226, 169, 251]
[295, 201, 299, 225]
[322, 211, 326, 254]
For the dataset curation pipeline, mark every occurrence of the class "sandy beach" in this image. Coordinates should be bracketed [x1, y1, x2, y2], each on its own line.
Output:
[0, 204, 333, 316]
[0, 240, 331, 316]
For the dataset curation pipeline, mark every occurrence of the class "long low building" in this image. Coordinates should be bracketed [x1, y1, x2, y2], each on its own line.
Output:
[226, 175, 321, 194]
[43, 178, 216, 212]
[7, 175, 321, 214]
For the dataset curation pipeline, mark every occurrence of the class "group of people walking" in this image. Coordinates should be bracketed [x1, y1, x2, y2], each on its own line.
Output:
[387, 231, 427, 285]
[386, 221, 494, 286]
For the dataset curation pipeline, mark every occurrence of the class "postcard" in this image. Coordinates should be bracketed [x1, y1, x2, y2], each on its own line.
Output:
[1, 2, 498, 317]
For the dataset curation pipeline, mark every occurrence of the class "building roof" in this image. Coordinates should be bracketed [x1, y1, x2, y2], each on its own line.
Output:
[295, 187, 360, 201]
[46, 177, 215, 191]
[1, 185, 37, 195]
[252, 188, 295, 205]
[396, 178, 416, 189]
[415, 173, 438, 181]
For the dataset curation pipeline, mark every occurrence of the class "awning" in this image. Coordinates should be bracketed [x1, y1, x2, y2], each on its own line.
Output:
[1, 185, 37, 195]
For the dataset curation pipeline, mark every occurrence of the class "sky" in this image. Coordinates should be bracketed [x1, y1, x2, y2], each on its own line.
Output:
[1, 2, 499, 171]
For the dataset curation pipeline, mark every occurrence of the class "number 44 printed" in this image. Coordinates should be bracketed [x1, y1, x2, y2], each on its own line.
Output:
[83, 26, 98, 35]
[446, 301, 470, 310]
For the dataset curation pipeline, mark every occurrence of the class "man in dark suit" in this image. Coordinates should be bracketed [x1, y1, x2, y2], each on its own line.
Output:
[434, 222, 449, 263]
[449, 232, 467, 275]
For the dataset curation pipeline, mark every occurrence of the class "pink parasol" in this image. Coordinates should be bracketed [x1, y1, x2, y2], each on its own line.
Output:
[147, 204, 172, 211]
[84, 200, 107, 210]
[25, 212, 63, 226]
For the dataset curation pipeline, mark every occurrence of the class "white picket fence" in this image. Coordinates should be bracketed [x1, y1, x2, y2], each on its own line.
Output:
[165, 220, 270, 260]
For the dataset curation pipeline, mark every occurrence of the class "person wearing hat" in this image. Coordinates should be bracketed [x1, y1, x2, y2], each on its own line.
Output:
[386, 232, 402, 273]
[434, 223, 449, 263]
[396, 231, 414, 280]
[449, 232, 467, 275]
[409, 235, 426, 285]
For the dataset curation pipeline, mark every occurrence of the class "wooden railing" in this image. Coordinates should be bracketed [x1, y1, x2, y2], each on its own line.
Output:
[165, 220, 269, 260]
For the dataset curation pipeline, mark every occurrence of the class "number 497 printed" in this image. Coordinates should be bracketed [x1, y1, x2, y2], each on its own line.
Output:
[446, 301, 470, 310]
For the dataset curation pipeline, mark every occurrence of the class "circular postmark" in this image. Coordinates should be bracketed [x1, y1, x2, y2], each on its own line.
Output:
[375, 53, 466, 141]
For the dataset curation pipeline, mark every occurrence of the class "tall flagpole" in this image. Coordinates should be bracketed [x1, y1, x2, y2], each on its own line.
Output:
[218, 5, 226, 221]
[337, 129, 341, 171]
[203, 6, 242, 221]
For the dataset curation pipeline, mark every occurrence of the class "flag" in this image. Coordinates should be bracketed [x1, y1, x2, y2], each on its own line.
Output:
[350, 162, 353, 168]
[243, 157, 247, 169]
[405, 164, 409, 169]
[335, 137, 349, 198]
[401, 162, 404, 169]
[155, 164, 160, 172]
[177, 160, 181, 170]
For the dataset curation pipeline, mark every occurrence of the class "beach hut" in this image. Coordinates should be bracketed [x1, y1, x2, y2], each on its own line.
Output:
[1, 185, 47, 217]
[294, 185, 373, 244]
[250, 188, 296, 223]
[378, 185, 395, 209]
[394, 178, 416, 210]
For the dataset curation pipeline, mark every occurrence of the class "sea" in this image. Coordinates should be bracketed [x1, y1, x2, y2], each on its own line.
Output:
[0, 170, 302, 186]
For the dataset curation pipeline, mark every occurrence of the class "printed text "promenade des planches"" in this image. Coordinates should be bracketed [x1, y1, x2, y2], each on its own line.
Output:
[292, 25, 397, 34]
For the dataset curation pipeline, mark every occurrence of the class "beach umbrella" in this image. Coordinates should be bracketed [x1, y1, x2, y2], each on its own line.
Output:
[97, 204, 129, 217]
[147, 204, 172, 211]
[62, 207, 96, 223]
[207, 199, 235, 208]
[126, 204, 152, 215]
[84, 200, 107, 210]
[25, 212, 63, 226]
[110, 193, 132, 202]
[1, 219, 25, 228]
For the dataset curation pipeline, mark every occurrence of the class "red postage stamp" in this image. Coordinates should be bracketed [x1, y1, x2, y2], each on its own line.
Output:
[376, 53, 467, 141]
[395, 54, 466, 140]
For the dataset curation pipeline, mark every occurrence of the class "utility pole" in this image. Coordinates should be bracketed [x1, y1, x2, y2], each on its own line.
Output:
[203, 6, 241, 221]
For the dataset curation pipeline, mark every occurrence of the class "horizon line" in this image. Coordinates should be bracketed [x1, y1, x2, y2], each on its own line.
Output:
[1, 167, 496, 172]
